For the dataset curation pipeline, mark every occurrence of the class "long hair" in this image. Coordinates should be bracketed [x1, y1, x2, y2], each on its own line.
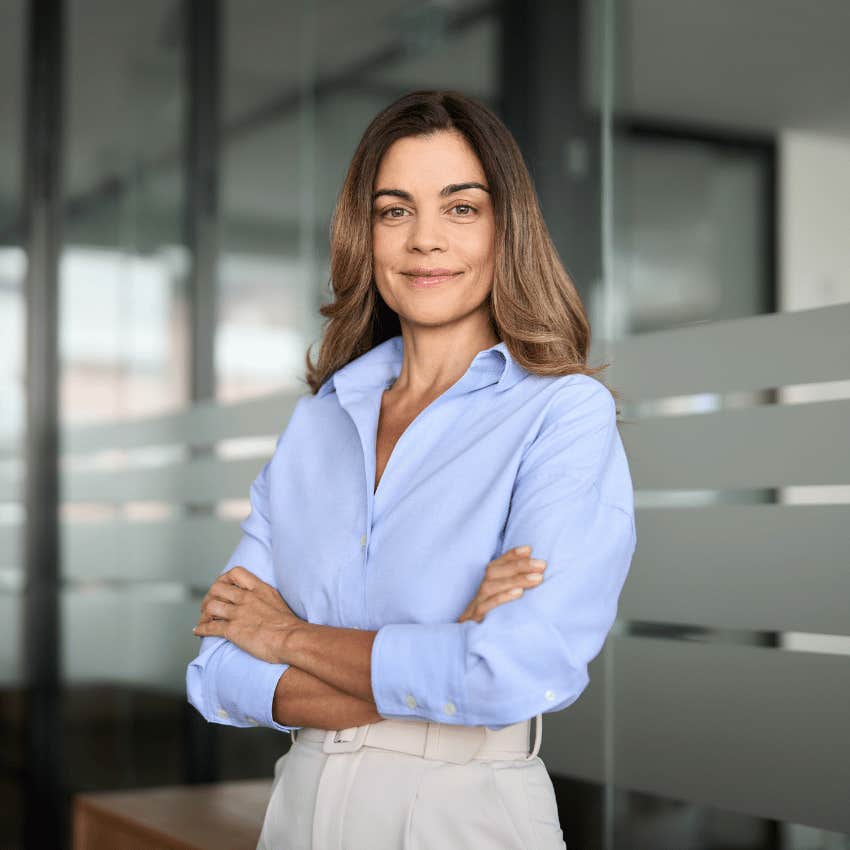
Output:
[302, 89, 617, 402]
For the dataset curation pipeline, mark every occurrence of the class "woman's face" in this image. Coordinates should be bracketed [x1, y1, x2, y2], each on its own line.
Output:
[371, 130, 496, 330]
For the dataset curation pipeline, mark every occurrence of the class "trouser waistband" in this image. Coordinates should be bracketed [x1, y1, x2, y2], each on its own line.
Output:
[292, 713, 543, 765]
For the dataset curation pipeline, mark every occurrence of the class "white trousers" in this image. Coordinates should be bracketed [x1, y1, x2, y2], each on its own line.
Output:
[256, 721, 567, 849]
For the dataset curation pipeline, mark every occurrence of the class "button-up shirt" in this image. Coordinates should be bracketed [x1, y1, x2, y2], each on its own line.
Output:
[186, 334, 636, 732]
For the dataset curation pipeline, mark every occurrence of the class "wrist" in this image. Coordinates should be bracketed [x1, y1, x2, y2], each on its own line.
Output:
[277, 620, 311, 665]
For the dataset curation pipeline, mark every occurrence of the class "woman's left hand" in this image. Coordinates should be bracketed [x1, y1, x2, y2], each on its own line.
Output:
[192, 565, 303, 664]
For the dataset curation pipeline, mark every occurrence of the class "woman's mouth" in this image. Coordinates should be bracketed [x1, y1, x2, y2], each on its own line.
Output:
[404, 271, 463, 288]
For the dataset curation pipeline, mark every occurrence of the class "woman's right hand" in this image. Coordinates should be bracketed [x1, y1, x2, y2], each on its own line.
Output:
[457, 546, 547, 624]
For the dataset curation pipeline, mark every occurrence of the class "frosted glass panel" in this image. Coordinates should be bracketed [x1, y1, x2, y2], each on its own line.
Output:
[62, 589, 198, 693]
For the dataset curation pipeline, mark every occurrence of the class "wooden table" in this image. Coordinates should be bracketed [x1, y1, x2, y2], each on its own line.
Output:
[72, 778, 273, 850]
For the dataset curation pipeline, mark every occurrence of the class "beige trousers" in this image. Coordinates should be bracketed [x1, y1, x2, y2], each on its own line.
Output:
[256, 720, 567, 850]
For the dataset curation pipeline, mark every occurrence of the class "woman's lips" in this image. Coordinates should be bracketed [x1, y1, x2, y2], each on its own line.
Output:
[406, 272, 462, 288]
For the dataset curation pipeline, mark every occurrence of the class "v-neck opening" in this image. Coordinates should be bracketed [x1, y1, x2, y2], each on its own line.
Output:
[366, 351, 509, 504]
[373, 385, 400, 498]
[373, 384, 439, 501]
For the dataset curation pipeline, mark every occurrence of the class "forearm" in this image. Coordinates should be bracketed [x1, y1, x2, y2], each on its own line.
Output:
[279, 623, 377, 704]
[273, 665, 383, 730]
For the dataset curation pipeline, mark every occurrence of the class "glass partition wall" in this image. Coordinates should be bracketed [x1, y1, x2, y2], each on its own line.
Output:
[597, 1, 850, 848]
[56, 4, 190, 845]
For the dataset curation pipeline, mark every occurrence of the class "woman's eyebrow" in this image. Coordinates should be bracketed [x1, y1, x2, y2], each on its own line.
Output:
[371, 182, 491, 202]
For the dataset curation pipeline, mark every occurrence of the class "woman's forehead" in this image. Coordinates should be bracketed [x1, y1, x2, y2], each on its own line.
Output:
[375, 133, 485, 186]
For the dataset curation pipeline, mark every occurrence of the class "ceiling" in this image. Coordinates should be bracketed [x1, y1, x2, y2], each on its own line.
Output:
[0, 0, 847, 235]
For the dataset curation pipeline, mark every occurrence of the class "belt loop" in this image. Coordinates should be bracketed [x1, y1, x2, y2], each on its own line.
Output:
[423, 722, 441, 760]
[524, 713, 543, 760]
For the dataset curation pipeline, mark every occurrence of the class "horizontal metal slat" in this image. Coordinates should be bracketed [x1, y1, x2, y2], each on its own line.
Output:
[609, 635, 850, 831]
[621, 504, 850, 635]
[61, 517, 242, 585]
[621, 399, 850, 489]
[592, 302, 850, 401]
[64, 455, 262, 503]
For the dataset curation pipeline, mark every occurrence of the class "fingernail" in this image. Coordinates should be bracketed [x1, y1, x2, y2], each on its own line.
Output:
[517, 545, 531, 554]
[509, 588, 523, 596]
[526, 573, 543, 582]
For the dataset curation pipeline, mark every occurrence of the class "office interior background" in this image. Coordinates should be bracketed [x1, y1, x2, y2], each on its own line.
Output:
[1, 0, 849, 848]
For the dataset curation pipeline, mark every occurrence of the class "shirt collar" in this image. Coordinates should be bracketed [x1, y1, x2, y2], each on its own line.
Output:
[317, 335, 526, 398]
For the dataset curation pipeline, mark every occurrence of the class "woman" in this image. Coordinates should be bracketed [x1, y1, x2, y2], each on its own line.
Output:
[187, 90, 636, 850]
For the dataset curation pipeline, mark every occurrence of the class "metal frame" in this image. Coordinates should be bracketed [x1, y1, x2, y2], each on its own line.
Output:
[22, 0, 64, 847]
[183, 0, 223, 785]
[499, 0, 602, 306]
[185, 0, 221, 404]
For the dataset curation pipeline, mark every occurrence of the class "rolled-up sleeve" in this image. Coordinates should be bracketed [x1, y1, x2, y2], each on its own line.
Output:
[186, 456, 302, 734]
[370, 380, 636, 729]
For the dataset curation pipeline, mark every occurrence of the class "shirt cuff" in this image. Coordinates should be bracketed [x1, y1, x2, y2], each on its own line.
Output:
[189, 640, 302, 733]
[370, 621, 469, 724]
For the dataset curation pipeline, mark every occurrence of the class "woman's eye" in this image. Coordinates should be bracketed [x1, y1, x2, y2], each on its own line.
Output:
[378, 204, 477, 218]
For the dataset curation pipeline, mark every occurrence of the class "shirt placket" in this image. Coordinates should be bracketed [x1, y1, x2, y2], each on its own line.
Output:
[334, 363, 503, 628]
[332, 385, 378, 628]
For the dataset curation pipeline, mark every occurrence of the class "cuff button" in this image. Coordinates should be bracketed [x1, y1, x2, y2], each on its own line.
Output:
[443, 701, 457, 715]
[404, 694, 417, 709]
[216, 708, 229, 719]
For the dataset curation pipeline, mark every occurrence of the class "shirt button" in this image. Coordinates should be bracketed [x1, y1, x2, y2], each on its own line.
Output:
[544, 689, 556, 701]
[360, 534, 367, 547]
[444, 701, 457, 716]
[404, 694, 417, 709]
[246, 716, 259, 726]
[216, 708, 229, 719]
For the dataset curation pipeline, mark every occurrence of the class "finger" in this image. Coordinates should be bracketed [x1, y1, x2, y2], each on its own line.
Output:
[224, 566, 258, 590]
[476, 575, 542, 603]
[490, 551, 545, 571]
[207, 582, 244, 604]
[475, 587, 526, 617]
[482, 572, 544, 600]
[500, 546, 538, 563]
[204, 599, 235, 620]
[486, 557, 546, 581]
[199, 583, 240, 620]
[469, 588, 522, 623]
[195, 613, 223, 628]
[193, 618, 226, 637]
[512, 557, 546, 574]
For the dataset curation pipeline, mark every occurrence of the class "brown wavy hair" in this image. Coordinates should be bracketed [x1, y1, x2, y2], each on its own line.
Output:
[302, 89, 618, 404]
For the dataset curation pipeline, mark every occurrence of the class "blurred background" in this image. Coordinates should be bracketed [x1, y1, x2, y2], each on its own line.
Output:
[2, 0, 849, 848]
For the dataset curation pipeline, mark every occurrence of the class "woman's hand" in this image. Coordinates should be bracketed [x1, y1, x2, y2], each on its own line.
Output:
[192, 565, 304, 664]
[457, 546, 547, 624]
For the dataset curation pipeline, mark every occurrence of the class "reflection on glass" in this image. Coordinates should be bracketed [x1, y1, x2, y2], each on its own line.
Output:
[55, 0, 192, 811]
[604, 1, 850, 848]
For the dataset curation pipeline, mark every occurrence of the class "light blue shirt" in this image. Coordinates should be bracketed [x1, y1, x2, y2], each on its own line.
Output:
[186, 334, 636, 732]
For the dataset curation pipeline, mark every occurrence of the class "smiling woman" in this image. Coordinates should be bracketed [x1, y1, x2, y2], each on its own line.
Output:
[305, 90, 614, 396]
[186, 90, 636, 850]
[370, 133, 497, 324]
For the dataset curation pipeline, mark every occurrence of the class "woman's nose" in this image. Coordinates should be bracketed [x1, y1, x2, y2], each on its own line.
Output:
[406, 210, 448, 252]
